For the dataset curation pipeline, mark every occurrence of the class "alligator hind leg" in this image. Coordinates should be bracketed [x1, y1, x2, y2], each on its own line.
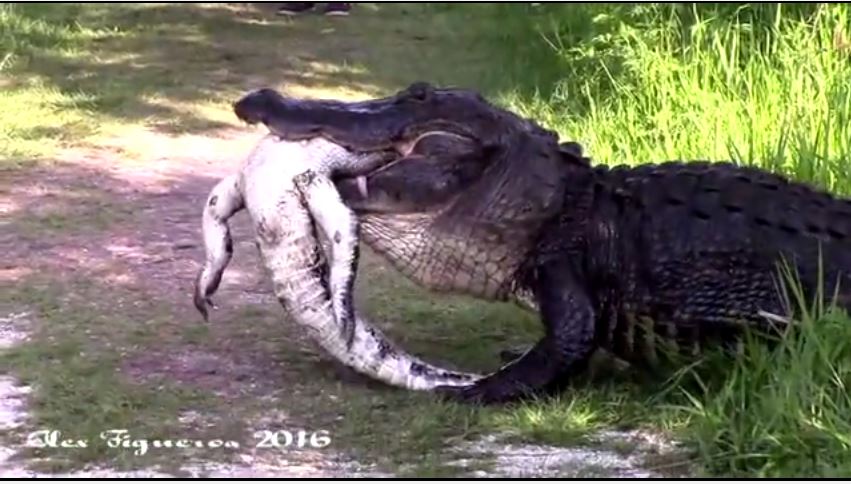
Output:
[437, 258, 596, 404]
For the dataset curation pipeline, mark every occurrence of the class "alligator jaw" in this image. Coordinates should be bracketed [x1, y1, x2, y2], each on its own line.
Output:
[233, 85, 564, 297]
[232, 82, 537, 155]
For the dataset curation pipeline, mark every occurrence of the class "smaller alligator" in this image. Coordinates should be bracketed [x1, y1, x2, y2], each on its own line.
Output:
[194, 134, 479, 390]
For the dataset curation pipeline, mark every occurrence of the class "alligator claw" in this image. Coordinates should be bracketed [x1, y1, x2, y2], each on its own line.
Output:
[192, 292, 216, 322]
[193, 291, 209, 321]
[434, 379, 513, 405]
[435, 383, 490, 405]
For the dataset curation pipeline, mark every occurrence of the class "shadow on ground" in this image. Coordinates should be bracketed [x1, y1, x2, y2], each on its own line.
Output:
[5, 3, 556, 137]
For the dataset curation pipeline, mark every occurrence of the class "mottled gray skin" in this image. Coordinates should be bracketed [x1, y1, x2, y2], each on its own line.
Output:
[236, 82, 851, 405]
[193, 136, 383, 344]
[193, 135, 479, 390]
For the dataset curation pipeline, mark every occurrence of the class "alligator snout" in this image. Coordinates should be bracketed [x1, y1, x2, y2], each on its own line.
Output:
[233, 88, 281, 125]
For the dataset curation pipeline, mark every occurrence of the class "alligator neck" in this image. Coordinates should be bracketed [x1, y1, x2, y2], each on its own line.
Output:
[359, 153, 604, 303]
[359, 213, 526, 301]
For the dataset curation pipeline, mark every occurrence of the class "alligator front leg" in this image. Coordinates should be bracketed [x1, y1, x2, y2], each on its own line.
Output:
[437, 259, 595, 404]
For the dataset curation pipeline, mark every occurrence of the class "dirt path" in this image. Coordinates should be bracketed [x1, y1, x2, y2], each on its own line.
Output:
[1, 4, 686, 477]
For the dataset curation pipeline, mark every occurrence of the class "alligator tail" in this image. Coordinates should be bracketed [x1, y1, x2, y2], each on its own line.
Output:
[194, 174, 245, 321]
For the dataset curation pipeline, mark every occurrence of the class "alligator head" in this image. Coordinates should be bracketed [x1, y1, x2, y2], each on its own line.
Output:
[235, 83, 585, 301]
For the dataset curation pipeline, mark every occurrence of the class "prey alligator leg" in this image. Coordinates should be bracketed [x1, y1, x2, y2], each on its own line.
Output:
[437, 257, 595, 404]
[194, 174, 244, 320]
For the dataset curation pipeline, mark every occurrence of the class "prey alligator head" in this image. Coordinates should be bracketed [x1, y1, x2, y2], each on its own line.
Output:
[234, 82, 587, 301]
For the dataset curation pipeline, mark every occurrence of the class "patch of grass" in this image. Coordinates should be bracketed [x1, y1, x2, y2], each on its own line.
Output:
[3, 339, 197, 472]
[7, 195, 137, 240]
[0, 3, 520, 166]
[327, 391, 482, 477]
[12, 205, 131, 236]
[671, 283, 851, 477]
[484, 390, 634, 446]
[179, 323, 211, 346]
[0, 281, 214, 472]
[472, 3, 851, 193]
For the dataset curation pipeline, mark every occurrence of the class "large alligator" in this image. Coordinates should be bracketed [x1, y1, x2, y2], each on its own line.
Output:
[235, 82, 851, 404]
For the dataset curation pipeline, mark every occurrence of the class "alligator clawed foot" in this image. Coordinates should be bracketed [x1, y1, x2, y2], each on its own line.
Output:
[193, 293, 217, 322]
[434, 378, 517, 406]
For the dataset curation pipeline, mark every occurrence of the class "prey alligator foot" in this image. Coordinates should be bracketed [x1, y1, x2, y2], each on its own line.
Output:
[193, 296, 217, 322]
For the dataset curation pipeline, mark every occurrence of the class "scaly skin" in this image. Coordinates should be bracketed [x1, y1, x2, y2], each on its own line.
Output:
[237, 83, 851, 404]
[352, 155, 851, 404]
[194, 135, 479, 390]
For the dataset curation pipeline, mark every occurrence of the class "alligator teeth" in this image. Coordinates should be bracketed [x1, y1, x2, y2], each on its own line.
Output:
[356, 175, 369, 198]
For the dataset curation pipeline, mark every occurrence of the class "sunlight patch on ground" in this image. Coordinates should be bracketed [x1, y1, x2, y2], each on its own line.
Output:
[59, 127, 256, 182]
[0, 197, 20, 216]
[0, 312, 33, 477]
[0, 268, 33, 283]
[450, 431, 685, 478]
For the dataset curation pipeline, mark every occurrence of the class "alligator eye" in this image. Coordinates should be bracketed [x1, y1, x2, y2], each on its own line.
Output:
[407, 82, 433, 102]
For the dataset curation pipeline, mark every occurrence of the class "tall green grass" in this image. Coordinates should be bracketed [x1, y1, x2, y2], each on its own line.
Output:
[475, 3, 851, 476]
[659, 264, 851, 477]
[683, 310, 851, 477]
[485, 3, 851, 193]
[0, 3, 105, 162]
